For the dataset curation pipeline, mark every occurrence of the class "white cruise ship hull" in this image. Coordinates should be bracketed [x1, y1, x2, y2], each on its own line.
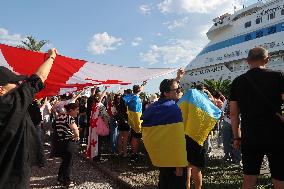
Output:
[182, 0, 284, 89]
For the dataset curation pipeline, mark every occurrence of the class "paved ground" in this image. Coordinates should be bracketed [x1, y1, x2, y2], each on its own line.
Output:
[30, 144, 118, 189]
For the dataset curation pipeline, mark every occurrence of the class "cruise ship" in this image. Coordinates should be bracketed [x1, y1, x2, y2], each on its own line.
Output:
[182, 0, 284, 89]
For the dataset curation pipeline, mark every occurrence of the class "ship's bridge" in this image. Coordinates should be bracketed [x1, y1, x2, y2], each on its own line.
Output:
[207, 2, 265, 40]
[231, 2, 264, 21]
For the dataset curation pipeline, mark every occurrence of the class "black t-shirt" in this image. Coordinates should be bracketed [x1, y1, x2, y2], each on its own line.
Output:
[79, 104, 87, 114]
[86, 96, 94, 124]
[79, 104, 87, 124]
[28, 103, 42, 126]
[230, 68, 284, 150]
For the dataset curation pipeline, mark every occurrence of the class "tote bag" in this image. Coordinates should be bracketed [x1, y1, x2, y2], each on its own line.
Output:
[96, 116, 109, 136]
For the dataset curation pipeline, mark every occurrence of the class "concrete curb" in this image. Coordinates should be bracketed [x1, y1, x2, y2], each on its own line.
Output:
[79, 154, 133, 189]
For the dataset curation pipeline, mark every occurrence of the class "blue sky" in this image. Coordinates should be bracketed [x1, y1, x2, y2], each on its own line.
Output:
[0, 0, 257, 93]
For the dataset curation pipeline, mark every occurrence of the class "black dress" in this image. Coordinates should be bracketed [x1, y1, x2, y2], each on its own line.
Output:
[0, 75, 46, 189]
[115, 97, 130, 131]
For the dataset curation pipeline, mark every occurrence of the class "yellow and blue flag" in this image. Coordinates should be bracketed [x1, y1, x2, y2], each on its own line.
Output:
[141, 99, 187, 167]
[124, 95, 142, 133]
[178, 89, 222, 146]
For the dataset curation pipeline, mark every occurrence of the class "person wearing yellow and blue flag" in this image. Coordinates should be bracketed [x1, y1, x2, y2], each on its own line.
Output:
[124, 82, 146, 162]
[178, 87, 222, 189]
[141, 70, 188, 189]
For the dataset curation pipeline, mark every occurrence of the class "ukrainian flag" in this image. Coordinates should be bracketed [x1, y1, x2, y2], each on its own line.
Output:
[125, 95, 142, 133]
[178, 89, 222, 146]
[141, 99, 187, 167]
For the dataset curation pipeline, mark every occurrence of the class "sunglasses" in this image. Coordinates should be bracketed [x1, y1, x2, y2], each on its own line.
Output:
[170, 86, 182, 94]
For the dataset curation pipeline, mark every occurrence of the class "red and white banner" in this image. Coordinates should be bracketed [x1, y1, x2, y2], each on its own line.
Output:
[0, 44, 176, 98]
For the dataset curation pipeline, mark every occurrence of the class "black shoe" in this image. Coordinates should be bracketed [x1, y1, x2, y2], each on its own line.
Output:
[130, 153, 138, 162]
[64, 181, 75, 187]
[93, 156, 102, 162]
[57, 179, 64, 185]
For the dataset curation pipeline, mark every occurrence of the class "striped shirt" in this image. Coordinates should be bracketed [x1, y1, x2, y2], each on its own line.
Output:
[55, 114, 75, 141]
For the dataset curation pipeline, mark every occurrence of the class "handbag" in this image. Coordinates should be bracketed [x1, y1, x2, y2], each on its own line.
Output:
[96, 116, 109, 136]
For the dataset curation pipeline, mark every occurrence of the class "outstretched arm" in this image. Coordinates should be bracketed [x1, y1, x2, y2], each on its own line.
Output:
[98, 86, 108, 102]
[139, 80, 147, 92]
[35, 48, 58, 82]
[70, 89, 86, 103]
[175, 68, 185, 82]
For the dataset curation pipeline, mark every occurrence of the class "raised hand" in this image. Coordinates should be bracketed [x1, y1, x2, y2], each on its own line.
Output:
[47, 48, 57, 59]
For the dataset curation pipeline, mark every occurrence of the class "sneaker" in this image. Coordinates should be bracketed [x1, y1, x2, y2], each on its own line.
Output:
[64, 181, 75, 187]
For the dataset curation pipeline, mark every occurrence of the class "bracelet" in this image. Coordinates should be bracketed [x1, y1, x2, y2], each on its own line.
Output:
[49, 56, 55, 61]
[233, 137, 241, 141]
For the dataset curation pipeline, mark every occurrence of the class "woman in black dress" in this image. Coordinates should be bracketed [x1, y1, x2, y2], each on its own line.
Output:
[114, 94, 130, 157]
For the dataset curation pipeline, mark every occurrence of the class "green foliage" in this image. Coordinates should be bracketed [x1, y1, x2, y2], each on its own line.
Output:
[17, 36, 49, 52]
[139, 92, 148, 102]
[203, 77, 232, 98]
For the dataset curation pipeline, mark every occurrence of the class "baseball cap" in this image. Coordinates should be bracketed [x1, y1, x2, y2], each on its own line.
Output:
[0, 66, 27, 86]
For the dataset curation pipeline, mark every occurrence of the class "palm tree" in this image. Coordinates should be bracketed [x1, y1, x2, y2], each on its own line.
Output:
[203, 77, 232, 98]
[17, 36, 49, 52]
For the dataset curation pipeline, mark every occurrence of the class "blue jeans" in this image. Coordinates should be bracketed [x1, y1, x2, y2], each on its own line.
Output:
[109, 118, 118, 153]
[222, 121, 233, 158]
[222, 121, 241, 162]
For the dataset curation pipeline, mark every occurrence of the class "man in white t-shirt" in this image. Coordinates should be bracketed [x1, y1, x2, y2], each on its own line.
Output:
[41, 97, 52, 123]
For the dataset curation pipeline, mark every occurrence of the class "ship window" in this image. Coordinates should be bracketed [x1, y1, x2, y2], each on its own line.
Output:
[269, 12, 275, 20]
[256, 17, 262, 24]
[256, 30, 263, 38]
[282, 9, 284, 15]
[245, 21, 251, 28]
[268, 26, 276, 34]
[245, 34, 252, 41]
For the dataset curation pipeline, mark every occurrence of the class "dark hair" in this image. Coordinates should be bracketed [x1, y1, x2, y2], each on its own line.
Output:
[95, 88, 101, 94]
[155, 92, 160, 98]
[212, 91, 222, 99]
[60, 94, 67, 100]
[90, 87, 95, 94]
[125, 89, 132, 94]
[114, 94, 121, 108]
[159, 79, 176, 98]
[247, 47, 268, 61]
[64, 103, 79, 112]
[133, 85, 141, 94]
[195, 84, 205, 91]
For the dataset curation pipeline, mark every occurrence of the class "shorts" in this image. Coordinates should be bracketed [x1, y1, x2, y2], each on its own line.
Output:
[131, 129, 142, 139]
[242, 151, 284, 181]
[186, 136, 205, 168]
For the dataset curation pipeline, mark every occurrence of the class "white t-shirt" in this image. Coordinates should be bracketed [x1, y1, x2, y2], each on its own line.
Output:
[221, 100, 231, 124]
[41, 102, 52, 122]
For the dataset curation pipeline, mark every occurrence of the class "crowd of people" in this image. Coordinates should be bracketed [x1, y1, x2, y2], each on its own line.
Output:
[0, 46, 283, 189]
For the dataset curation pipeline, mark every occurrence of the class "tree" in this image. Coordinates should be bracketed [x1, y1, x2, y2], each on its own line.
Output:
[139, 92, 148, 102]
[17, 36, 49, 52]
[203, 77, 232, 98]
